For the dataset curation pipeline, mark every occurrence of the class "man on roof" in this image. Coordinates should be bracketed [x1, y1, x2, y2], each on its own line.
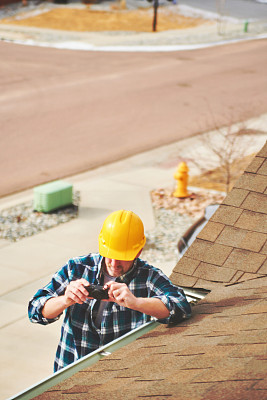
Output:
[28, 209, 191, 372]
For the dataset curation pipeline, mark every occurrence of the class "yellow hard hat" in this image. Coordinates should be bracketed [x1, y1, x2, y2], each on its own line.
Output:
[99, 210, 146, 261]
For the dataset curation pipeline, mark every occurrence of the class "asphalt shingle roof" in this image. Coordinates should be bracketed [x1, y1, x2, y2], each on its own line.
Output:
[33, 141, 267, 400]
[170, 143, 267, 292]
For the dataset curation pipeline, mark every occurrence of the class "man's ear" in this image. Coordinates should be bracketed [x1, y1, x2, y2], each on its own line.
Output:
[136, 249, 143, 258]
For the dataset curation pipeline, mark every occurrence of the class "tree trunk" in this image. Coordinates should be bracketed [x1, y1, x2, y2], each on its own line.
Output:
[153, 0, 159, 32]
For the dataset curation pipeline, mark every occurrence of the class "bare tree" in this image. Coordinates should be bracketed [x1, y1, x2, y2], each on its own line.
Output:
[147, 0, 159, 32]
[152, 0, 159, 32]
[184, 118, 258, 193]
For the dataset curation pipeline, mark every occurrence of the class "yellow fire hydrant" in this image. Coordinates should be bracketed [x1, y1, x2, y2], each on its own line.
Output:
[173, 162, 189, 198]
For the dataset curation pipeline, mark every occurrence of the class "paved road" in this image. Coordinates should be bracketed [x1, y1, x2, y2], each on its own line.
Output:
[179, 0, 267, 20]
[1, 38, 267, 198]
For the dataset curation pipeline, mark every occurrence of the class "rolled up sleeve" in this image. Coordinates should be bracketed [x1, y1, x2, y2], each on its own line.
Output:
[28, 290, 61, 325]
[148, 270, 191, 324]
[28, 263, 71, 325]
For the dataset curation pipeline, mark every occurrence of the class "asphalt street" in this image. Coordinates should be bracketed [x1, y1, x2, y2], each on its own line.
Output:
[1, 38, 267, 198]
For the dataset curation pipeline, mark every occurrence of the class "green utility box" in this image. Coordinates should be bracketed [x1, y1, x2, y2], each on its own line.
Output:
[34, 180, 73, 213]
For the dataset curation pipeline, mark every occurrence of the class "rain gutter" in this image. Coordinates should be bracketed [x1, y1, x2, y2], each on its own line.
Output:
[8, 289, 206, 400]
[7, 320, 160, 400]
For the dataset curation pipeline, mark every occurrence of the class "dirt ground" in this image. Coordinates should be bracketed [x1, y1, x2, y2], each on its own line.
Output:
[0, 3, 207, 32]
[188, 153, 256, 193]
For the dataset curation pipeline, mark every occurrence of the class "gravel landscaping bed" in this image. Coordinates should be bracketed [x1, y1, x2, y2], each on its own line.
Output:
[0, 191, 80, 242]
[142, 187, 225, 264]
[142, 207, 194, 265]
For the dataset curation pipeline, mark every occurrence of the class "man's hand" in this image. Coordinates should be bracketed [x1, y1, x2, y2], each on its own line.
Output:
[42, 278, 90, 319]
[105, 281, 137, 309]
[105, 281, 170, 320]
[63, 278, 91, 307]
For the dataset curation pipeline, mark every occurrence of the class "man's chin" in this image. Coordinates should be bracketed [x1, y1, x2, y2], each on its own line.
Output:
[106, 266, 123, 277]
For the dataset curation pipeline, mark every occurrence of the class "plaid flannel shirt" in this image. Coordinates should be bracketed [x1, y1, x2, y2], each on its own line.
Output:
[28, 253, 191, 372]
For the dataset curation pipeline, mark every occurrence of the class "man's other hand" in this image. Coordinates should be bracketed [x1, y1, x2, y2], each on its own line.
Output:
[64, 278, 90, 306]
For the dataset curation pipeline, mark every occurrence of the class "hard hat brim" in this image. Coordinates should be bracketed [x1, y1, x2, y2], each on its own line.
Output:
[99, 235, 146, 261]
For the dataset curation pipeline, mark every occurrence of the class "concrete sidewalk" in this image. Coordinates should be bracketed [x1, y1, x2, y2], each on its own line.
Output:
[0, 114, 267, 400]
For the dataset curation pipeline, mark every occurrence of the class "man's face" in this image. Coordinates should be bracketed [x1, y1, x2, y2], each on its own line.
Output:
[104, 258, 134, 277]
